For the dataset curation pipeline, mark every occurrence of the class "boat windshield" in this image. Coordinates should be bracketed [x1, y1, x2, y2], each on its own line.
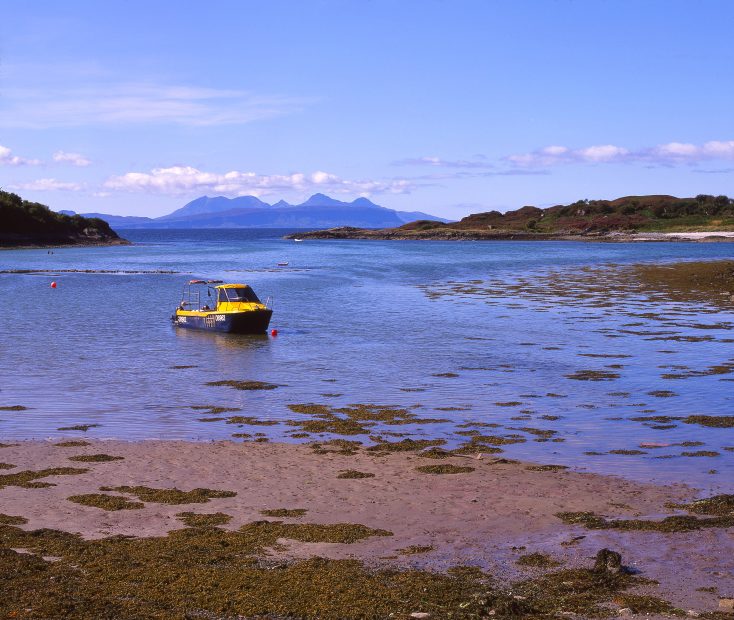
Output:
[218, 287, 261, 303]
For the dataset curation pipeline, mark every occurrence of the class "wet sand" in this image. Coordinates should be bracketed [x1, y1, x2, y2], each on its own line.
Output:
[2, 439, 732, 615]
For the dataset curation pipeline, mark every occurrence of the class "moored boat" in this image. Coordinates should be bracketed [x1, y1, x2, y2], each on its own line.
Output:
[173, 280, 273, 334]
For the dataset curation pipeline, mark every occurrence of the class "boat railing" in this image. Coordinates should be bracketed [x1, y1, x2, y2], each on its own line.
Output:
[264, 296, 274, 310]
[180, 286, 201, 311]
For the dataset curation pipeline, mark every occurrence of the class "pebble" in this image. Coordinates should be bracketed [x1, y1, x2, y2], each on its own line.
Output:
[618, 609, 633, 616]
[719, 598, 734, 613]
[410, 614, 431, 619]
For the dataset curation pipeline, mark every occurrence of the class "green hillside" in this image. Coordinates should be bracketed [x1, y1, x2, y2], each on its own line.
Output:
[0, 190, 125, 247]
[404, 194, 734, 234]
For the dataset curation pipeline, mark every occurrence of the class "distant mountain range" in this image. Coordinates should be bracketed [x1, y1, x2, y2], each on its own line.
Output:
[60, 193, 451, 229]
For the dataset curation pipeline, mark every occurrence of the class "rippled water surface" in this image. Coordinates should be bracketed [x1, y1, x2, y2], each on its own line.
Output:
[1, 230, 733, 490]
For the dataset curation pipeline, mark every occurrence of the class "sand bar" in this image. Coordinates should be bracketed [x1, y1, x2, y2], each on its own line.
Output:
[2, 439, 733, 616]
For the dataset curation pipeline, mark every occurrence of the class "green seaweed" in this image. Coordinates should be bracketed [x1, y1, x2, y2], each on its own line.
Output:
[310, 439, 363, 455]
[398, 545, 434, 555]
[206, 380, 279, 390]
[0, 405, 28, 411]
[367, 438, 446, 454]
[68, 454, 125, 463]
[608, 449, 647, 455]
[525, 464, 569, 471]
[176, 512, 233, 527]
[682, 415, 734, 428]
[190, 405, 240, 414]
[415, 464, 475, 475]
[57, 424, 100, 432]
[99, 486, 236, 504]
[54, 440, 91, 447]
[226, 416, 279, 426]
[0, 523, 668, 618]
[516, 552, 561, 568]
[68, 494, 144, 511]
[0, 467, 88, 490]
[680, 494, 734, 516]
[337, 470, 375, 479]
[0, 514, 28, 525]
[565, 370, 620, 381]
[681, 450, 720, 457]
[556, 510, 734, 532]
[0, 463, 15, 470]
[261, 508, 308, 518]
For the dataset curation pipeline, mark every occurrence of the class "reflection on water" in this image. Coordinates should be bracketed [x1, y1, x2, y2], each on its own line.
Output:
[1, 229, 733, 491]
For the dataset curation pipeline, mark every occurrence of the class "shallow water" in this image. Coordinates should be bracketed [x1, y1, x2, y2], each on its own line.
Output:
[1, 230, 733, 491]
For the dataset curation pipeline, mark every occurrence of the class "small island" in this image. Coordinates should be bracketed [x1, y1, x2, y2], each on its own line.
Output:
[287, 194, 734, 241]
[0, 190, 128, 248]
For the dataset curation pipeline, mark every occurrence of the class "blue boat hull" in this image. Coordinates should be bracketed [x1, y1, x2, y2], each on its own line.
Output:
[173, 310, 273, 334]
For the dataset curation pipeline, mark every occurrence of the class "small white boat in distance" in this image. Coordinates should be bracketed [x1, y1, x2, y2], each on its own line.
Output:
[293, 238, 303, 242]
[277, 261, 289, 266]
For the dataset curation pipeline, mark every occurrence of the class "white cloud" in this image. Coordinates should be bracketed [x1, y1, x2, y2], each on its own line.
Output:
[0, 81, 316, 128]
[576, 145, 630, 162]
[0, 144, 41, 166]
[507, 140, 734, 167]
[53, 150, 91, 166]
[9, 178, 84, 191]
[103, 166, 417, 197]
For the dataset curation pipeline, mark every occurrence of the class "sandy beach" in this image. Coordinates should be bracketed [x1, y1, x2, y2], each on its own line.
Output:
[2, 439, 732, 617]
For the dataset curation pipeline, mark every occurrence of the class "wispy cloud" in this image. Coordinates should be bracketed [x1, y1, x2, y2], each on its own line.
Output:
[0, 144, 41, 166]
[53, 151, 91, 166]
[506, 141, 734, 167]
[393, 156, 495, 169]
[402, 140, 734, 173]
[8, 178, 85, 191]
[693, 167, 734, 174]
[0, 82, 316, 129]
[103, 166, 418, 197]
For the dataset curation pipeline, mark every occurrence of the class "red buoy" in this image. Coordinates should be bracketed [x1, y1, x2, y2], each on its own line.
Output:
[270, 329, 278, 337]
[50, 281, 57, 289]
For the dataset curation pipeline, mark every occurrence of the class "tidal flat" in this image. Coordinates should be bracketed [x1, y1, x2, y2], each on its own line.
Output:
[2, 235, 734, 615]
[1, 438, 733, 618]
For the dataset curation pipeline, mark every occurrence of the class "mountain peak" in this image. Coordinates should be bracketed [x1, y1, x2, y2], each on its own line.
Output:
[351, 197, 380, 208]
[159, 195, 270, 220]
[298, 193, 349, 207]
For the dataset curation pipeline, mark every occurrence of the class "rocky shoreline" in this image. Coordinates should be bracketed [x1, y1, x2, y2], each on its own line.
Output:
[286, 227, 734, 242]
[0, 236, 131, 250]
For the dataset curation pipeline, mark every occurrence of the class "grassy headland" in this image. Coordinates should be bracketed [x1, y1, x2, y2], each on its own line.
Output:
[289, 194, 734, 240]
[0, 190, 127, 248]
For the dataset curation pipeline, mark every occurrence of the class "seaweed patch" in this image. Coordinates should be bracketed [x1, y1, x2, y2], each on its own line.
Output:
[261, 508, 308, 518]
[176, 512, 233, 527]
[0, 467, 88, 490]
[68, 494, 144, 511]
[206, 380, 279, 390]
[415, 464, 475, 475]
[99, 486, 236, 504]
[68, 454, 125, 463]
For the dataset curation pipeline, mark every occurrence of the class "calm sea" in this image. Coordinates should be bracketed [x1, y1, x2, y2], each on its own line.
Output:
[1, 229, 733, 490]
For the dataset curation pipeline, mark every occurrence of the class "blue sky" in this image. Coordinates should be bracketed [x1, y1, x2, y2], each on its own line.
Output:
[1, 0, 733, 219]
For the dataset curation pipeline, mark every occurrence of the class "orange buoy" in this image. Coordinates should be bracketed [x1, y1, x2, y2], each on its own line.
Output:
[50, 281, 57, 289]
[270, 329, 278, 337]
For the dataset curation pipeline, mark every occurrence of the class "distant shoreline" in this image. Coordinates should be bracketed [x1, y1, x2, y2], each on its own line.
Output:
[0, 238, 131, 250]
[286, 228, 734, 242]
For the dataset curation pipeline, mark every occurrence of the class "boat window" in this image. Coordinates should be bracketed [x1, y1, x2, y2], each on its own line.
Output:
[218, 287, 261, 303]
